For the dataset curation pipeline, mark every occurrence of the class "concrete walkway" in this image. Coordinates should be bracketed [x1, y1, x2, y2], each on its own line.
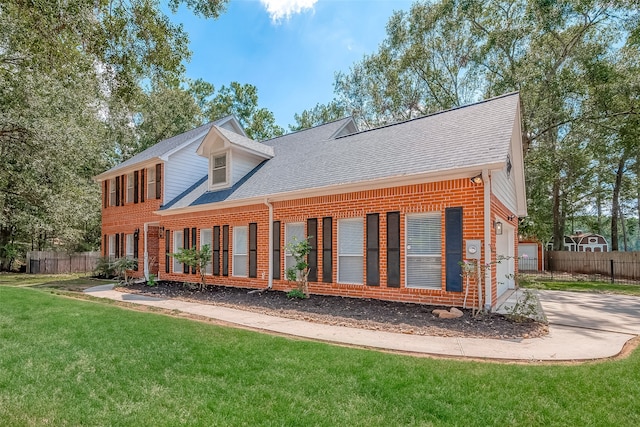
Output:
[84, 285, 637, 362]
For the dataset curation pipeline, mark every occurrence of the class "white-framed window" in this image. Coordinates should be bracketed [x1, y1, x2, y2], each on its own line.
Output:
[232, 226, 248, 277]
[284, 222, 305, 278]
[211, 153, 228, 187]
[126, 234, 134, 258]
[147, 166, 156, 199]
[173, 230, 183, 273]
[109, 178, 116, 206]
[200, 228, 213, 275]
[108, 235, 116, 260]
[406, 212, 442, 289]
[337, 218, 364, 284]
[126, 172, 134, 203]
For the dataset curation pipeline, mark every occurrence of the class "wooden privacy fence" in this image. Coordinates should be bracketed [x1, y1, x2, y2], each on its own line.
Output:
[27, 251, 101, 274]
[546, 251, 640, 282]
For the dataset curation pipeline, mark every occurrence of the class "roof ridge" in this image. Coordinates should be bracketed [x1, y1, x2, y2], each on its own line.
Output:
[336, 92, 519, 140]
[265, 116, 354, 143]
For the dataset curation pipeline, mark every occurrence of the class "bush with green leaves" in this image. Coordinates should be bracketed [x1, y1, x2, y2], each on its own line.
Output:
[94, 256, 116, 279]
[285, 236, 312, 297]
[171, 244, 211, 290]
[286, 289, 307, 299]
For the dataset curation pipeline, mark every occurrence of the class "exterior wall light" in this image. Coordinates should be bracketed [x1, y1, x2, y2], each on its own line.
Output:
[470, 174, 483, 184]
[495, 221, 503, 235]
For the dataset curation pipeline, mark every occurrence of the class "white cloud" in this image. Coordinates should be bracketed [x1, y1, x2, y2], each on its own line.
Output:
[260, 0, 318, 23]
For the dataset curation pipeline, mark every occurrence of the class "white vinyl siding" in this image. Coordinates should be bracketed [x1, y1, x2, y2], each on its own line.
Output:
[126, 234, 134, 257]
[338, 218, 364, 284]
[233, 226, 248, 277]
[406, 213, 442, 289]
[147, 166, 156, 199]
[126, 172, 134, 203]
[165, 139, 208, 203]
[211, 153, 228, 186]
[231, 150, 262, 186]
[109, 178, 116, 206]
[108, 235, 116, 259]
[173, 230, 183, 273]
[284, 222, 305, 278]
[200, 228, 213, 275]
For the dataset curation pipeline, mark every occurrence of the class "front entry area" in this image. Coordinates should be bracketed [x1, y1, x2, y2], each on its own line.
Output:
[495, 221, 515, 298]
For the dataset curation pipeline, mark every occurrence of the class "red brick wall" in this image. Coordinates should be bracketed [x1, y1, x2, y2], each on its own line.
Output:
[157, 178, 490, 307]
[101, 165, 163, 276]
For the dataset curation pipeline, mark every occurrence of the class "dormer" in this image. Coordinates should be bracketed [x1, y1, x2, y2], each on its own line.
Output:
[196, 126, 275, 191]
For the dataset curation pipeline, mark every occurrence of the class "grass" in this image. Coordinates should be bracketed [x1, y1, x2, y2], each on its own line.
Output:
[523, 277, 640, 296]
[0, 276, 639, 425]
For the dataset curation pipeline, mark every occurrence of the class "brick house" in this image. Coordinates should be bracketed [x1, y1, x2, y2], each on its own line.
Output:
[95, 92, 526, 310]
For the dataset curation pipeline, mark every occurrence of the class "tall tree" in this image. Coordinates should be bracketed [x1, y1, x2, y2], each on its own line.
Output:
[289, 101, 347, 131]
[205, 82, 284, 140]
[0, 0, 228, 267]
[326, 0, 639, 248]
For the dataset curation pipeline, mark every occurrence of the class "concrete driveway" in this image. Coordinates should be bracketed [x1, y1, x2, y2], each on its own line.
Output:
[537, 290, 640, 336]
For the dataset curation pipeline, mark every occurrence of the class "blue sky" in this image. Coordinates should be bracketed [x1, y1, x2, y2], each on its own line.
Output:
[168, 0, 414, 129]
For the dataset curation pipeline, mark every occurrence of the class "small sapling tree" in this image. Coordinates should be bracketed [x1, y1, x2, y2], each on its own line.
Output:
[285, 236, 312, 298]
[171, 244, 212, 290]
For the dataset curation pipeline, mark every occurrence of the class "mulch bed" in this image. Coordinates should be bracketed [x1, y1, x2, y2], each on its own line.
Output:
[118, 281, 548, 339]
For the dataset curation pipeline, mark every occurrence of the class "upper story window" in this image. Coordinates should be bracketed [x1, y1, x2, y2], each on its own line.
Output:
[211, 153, 228, 187]
[147, 166, 156, 199]
[109, 178, 116, 206]
[126, 172, 135, 203]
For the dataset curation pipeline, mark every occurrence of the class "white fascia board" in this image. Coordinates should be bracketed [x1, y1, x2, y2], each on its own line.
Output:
[93, 158, 162, 182]
[154, 163, 503, 216]
[511, 103, 528, 217]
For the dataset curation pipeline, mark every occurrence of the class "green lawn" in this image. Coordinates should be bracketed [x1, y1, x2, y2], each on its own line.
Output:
[0, 278, 639, 425]
[523, 277, 640, 296]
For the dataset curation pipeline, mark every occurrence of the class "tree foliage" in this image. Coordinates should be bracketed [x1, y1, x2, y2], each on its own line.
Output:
[289, 101, 347, 131]
[171, 244, 212, 289]
[313, 0, 640, 249]
[0, 0, 287, 268]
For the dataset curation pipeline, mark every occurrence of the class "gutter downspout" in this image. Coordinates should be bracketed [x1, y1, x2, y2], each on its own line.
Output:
[265, 199, 274, 289]
[483, 169, 492, 311]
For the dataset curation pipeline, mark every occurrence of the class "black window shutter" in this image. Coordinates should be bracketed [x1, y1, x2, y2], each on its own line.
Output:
[386, 212, 401, 288]
[222, 225, 229, 276]
[249, 223, 257, 278]
[366, 213, 380, 286]
[103, 182, 108, 208]
[115, 233, 120, 258]
[191, 227, 197, 274]
[120, 175, 125, 205]
[133, 170, 139, 204]
[213, 226, 220, 276]
[103, 235, 107, 257]
[155, 163, 162, 200]
[272, 221, 281, 280]
[183, 227, 189, 274]
[120, 233, 125, 258]
[307, 218, 317, 282]
[445, 207, 463, 292]
[140, 169, 145, 203]
[133, 231, 139, 271]
[322, 217, 332, 283]
[115, 176, 120, 206]
[165, 229, 170, 273]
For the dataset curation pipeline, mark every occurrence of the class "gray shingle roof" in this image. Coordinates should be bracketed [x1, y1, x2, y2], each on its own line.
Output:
[98, 116, 237, 177]
[166, 93, 520, 209]
[214, 126, 274, 157]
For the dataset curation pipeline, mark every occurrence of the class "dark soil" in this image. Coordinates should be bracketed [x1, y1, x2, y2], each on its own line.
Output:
[119, 281, 548, 339]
